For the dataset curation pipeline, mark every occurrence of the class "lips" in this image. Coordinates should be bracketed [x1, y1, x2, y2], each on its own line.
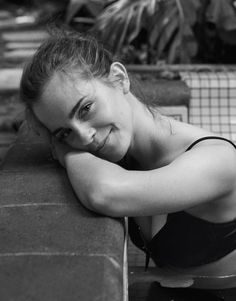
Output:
[97, 135, 109, 152]
[95, 130, 111, 153]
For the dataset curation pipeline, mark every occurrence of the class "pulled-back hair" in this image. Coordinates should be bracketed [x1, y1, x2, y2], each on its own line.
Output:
[20, 27, 156, 117]
[20, 28, 114, 107]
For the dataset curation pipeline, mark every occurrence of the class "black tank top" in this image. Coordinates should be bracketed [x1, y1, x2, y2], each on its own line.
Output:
[128, 136, 236, 269]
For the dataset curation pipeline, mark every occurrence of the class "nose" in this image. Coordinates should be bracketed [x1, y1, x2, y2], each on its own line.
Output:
[70, 121, 96, 146]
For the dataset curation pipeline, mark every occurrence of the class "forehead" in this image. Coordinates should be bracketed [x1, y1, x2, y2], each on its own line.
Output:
[42, 71, 92, 102]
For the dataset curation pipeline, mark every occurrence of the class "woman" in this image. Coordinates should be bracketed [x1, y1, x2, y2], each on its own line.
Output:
[20, 29, 236, 289]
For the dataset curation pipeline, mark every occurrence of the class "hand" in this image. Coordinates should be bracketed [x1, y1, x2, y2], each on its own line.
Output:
[51, 137, 74, 168]
[25, 108, 51, 143]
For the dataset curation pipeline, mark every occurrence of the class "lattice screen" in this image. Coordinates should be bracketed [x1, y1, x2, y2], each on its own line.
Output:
[181, 71, 236, 142]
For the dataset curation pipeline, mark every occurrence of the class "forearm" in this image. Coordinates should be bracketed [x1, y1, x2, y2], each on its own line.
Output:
[64, 151, 125, 214]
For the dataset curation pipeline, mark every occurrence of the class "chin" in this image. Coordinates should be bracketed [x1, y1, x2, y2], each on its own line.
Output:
[100, 143, 129, 163]
[107, 153, 125, 163]
[99, 150, 123, 163]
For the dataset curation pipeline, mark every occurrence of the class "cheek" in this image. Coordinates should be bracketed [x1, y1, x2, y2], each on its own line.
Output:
[111, 98, 131, 124]
[119, 108, 133, 132]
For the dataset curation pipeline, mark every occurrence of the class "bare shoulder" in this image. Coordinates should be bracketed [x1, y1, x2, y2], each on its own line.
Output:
[101, 137, 236, 216]
[170, 139, 236, 196]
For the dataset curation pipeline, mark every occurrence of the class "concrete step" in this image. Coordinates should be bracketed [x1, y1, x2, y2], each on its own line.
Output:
[1, 30, 48, 42]
[5, 41, 41, 50]
[3, 49, 36, 60]
[0, 69, 22, 91]
[0, 29, 48, 65]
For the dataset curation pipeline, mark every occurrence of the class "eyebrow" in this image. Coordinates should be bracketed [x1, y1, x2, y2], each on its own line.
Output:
[52, 97, 85, 136]
[69, 96, 85, 119]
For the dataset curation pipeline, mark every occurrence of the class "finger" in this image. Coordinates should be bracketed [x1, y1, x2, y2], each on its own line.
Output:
[25, 107, 51, 142]
[25, 108, 41, 135]
[50, 143, 58, 160]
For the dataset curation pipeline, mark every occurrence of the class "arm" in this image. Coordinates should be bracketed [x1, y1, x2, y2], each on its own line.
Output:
[64, 151, 126, 212]
[64, 144, 236, 217]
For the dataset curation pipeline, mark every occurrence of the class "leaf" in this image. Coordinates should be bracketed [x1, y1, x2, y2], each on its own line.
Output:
[116, 5, 134, 52]
[206, 0, 236, 31]
[179, 0, 201, 26]
[149, 4, 178, 47]
[65, 0, 86, 23]
[92, 0, 200, 63]
[65, 0, 105, 24]
[181, 24, 198, 59]
[156, 13, 179, 59]
[167, 29, 181, 63]
[127, 5, 145, 42]
[94, 0, 153, 52]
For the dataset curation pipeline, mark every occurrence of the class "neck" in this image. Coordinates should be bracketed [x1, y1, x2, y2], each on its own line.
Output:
[126, 94, 172, 169]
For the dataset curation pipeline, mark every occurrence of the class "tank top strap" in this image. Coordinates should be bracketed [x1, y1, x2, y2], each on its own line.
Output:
[186, 136, 236, 152]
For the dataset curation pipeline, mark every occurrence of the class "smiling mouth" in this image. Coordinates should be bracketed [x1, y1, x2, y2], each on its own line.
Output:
[96, 131, 111, 153]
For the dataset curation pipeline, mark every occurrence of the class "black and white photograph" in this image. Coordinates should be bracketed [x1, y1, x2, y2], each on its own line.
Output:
[1, 1, 236, 300]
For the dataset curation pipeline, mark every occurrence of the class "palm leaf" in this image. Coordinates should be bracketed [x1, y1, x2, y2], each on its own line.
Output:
[180, 0, 201, 26]
[92, 0, 199, 63]
[156, 14, 179, 61]
[116, 5, 135, 52]
[94, 0, 160, 53]
[206, 0, 236, 31]
[65, 0, 105, 24]
[149, 4, 178, 48]
[167, 29, 181, 63]
[127, 4, 145, 42]
[165, 0, 197, 63]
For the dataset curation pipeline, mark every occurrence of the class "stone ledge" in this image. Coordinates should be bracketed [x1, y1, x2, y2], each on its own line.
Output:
[130, 75, 190, 107]
[0, 68, 190, 108]
[1, 142, 55, 171]
[0, 255, 122, 301]
[0, 134, 126, 301]
[0, 203, 124, 262]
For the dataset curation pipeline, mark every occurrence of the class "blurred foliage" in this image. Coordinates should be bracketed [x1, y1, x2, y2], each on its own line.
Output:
[0, 0, 69, 25]
[65, 0, 236, 64]
[65, 0, 105, 23]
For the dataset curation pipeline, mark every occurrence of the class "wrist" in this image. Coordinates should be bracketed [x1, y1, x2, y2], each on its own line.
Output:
[51, 137, 74, 168]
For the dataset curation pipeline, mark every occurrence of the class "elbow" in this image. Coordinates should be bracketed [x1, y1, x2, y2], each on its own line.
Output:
[87, 180, 121, 217]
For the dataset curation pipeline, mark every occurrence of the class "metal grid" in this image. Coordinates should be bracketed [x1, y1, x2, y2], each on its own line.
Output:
[181, 70, 236, 142]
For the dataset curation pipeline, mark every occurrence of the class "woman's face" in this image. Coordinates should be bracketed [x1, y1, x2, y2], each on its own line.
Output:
[33, 69, 134, 162]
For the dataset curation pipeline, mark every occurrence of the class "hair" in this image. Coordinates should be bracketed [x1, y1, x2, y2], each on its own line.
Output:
[20, 27, 156, 114]
[20, 28, 114, 106]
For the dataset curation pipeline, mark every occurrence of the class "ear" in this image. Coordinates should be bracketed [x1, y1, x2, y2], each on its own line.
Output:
[109, 62, 130, 94]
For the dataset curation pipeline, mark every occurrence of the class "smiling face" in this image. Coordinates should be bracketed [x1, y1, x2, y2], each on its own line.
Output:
[33, 66, 134, 162]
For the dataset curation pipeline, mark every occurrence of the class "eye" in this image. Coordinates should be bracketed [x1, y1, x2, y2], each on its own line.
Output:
[56, 128, 72, 141]
[79, 103, 92, 118]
